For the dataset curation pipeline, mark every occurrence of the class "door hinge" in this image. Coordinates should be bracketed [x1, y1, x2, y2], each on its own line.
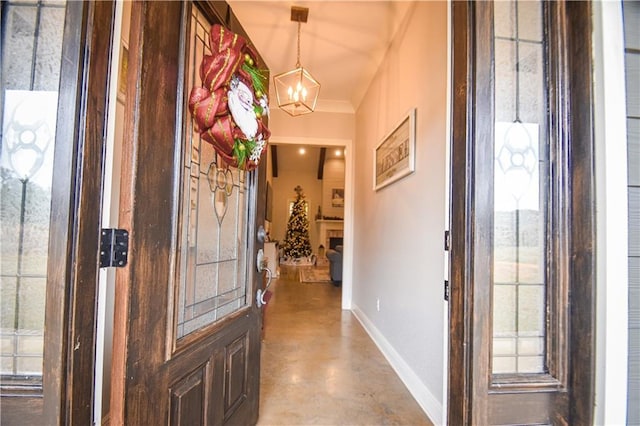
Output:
[444, 230, 450, 251]
[100, 228, 129, 268]
[444, 280, 449, 301]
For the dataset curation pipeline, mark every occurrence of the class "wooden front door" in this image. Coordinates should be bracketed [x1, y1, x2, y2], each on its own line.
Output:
[448, 1, 596, 424]
[110, 2, 268, 424]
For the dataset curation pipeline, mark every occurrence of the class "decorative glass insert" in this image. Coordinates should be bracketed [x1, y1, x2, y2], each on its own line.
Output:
[1, 0, 66, 384]
[492, 0, 548, 374]
[176, 7, 251, 339]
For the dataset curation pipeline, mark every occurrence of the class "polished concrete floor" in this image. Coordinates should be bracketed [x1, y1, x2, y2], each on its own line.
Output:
[257, 267, 433, 425]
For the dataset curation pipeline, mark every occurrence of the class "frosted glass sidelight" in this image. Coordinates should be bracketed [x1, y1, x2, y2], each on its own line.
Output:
[1, 0, 67, 383]
[492, 0, 547, 375]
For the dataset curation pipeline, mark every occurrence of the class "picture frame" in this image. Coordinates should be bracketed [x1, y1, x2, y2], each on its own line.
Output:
[331, 188, 344, 207]
[373, 108, 416, 191]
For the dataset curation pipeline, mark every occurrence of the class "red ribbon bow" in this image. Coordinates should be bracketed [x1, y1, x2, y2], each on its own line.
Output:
[188, 24, 270, 170]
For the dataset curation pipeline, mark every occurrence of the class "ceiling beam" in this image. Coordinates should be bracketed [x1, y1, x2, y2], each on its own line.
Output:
[271, 145, 278, 178]
[317, 147, 326, 180]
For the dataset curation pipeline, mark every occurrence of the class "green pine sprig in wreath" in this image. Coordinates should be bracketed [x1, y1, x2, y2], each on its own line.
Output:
[233, 138, 257, 169]
[242, 61, 267, 98]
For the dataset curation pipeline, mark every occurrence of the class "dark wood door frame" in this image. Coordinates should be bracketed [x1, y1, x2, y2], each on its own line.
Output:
[565, 2, 598, 421]
[448, 1, 596, 424]
[42, 1, 115, 424]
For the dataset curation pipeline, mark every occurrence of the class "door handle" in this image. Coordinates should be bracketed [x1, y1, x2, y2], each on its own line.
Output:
[256, 267, 272, 308]
[257, 225, 267, 243]
[256, 248, 273, 308]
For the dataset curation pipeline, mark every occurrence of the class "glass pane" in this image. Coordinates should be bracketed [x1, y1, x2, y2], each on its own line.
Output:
[494, 2, 515, 39]
[2, 5, 38, 90]
[176, 7, 251, 339]
[1, 0, 66, 383]
[492, 0, 547, 375]
[33, 6, 65, 90]
[517, 1, 542, 42]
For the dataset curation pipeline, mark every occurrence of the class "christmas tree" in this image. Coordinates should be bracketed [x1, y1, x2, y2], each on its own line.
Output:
[282, 185, 312, 259]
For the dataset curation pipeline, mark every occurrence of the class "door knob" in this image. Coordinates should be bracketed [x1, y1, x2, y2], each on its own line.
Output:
[256, 248, 273, 308]
[257, 225, 267, 243]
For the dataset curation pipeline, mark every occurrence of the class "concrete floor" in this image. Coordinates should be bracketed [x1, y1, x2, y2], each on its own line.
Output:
[257, 267, 433, 425]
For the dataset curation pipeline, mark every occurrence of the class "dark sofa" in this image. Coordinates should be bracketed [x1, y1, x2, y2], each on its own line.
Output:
[326, 245, 343, 285]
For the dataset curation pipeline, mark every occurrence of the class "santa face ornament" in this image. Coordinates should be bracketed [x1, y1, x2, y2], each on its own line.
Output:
[228, 78, 258, 140]
[188, 24, 270, 171]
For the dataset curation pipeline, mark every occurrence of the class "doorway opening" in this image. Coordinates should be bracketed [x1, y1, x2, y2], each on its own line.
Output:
[266, 139, 354, 309]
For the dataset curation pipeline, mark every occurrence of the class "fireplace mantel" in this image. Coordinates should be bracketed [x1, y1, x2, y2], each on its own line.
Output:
[315, 220, 344, 250]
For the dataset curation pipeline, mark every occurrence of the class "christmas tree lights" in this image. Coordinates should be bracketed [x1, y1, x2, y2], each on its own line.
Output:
[282, 185, 312, 259]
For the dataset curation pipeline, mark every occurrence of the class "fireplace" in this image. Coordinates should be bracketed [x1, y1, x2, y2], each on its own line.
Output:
[316, 220, 344, 252]
[329, 237, 343, 250]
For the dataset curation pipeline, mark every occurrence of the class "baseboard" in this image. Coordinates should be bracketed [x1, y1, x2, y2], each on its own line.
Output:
[351, 305, 444, 425]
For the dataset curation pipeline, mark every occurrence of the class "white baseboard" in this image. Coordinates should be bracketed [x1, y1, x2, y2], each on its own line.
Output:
[351, 305, 444, 425]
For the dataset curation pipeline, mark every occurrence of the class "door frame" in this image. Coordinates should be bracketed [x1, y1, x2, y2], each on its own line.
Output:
[447, 1, 596, 423]
[591, 2, 633, 423]
[42, 1, 115, 424]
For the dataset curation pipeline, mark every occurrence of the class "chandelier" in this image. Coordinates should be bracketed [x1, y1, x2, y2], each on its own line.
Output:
[273, 6, 320, 116]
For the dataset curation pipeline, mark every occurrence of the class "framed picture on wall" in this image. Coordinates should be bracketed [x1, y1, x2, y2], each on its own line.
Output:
[331, 188, 344, 207]
[373, 108, 416, 191]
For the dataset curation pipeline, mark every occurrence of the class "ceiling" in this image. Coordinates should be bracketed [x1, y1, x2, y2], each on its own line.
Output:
[226, 1, 413, 113]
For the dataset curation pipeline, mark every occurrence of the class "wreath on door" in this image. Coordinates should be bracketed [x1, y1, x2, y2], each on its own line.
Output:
[188, 24, 270, 171]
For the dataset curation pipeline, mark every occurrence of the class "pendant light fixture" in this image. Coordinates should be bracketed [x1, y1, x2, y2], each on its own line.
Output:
[273, 6, 320, 116]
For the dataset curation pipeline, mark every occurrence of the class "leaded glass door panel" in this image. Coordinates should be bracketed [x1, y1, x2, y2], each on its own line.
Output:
[176, 7, 251, 339]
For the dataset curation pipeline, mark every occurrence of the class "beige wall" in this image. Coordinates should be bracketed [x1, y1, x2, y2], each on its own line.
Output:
[351, 2, 448, 421]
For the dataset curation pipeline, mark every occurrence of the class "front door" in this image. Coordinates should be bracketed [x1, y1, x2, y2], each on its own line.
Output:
[448, 1, 596, 424]
[110, 2, 268, 424]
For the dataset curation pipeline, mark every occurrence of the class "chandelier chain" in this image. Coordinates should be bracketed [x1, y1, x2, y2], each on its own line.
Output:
[296, 21, 301, 68]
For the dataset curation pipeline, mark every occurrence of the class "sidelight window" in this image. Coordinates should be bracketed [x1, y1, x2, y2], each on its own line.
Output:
[491, 0, 550, 375]
[1, 0, 66, 389]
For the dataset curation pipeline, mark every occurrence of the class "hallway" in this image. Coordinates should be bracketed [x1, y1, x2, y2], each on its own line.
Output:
[257, 267, 433, 425]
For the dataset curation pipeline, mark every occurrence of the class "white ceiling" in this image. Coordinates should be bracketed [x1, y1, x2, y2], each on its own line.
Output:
[226, 1, 413, 113]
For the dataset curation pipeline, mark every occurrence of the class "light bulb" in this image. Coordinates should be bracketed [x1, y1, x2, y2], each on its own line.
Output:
[302, 87, 307, 101]
[287, 86, 293, 99]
